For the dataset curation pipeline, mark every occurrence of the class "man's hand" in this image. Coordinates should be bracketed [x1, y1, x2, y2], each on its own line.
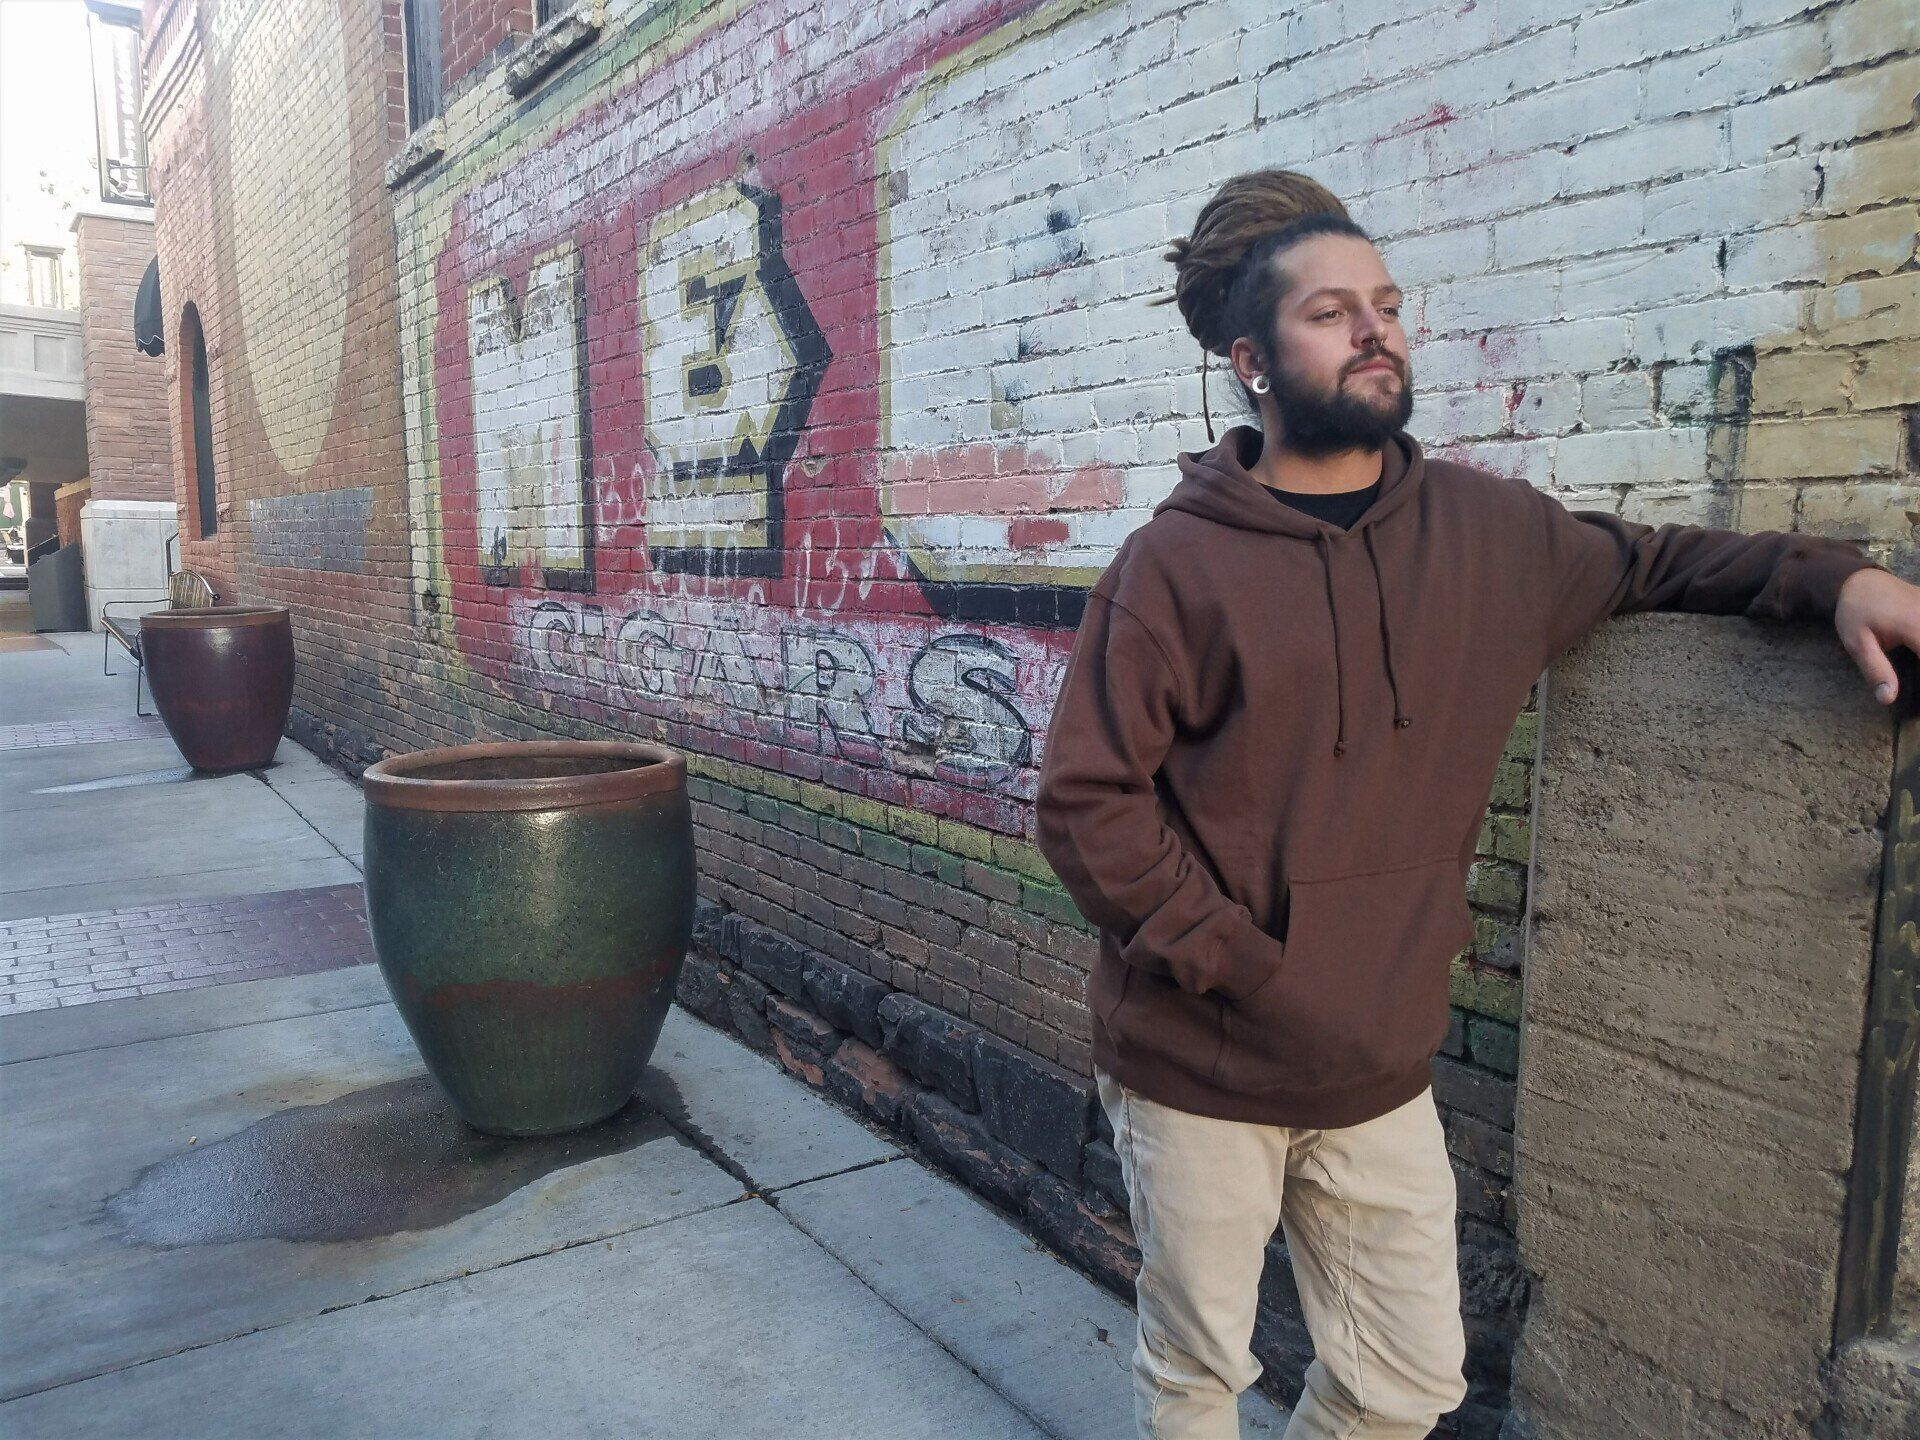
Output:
[1836, 566, 1920, 706]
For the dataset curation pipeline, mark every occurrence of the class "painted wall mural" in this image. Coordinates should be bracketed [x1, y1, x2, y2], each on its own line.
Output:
[408, 0, 1145, 838]
[639, 181, 829, 575]
[402, 0, 1893, 838]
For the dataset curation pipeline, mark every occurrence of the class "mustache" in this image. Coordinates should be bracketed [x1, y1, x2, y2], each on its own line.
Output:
[1346, 352, 1401, 377]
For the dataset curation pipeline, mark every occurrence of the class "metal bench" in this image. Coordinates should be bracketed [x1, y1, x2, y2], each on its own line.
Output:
[103, 545, 218, 715]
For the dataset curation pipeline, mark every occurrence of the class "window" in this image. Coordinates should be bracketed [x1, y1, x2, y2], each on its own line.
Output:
[402, 0, 443, 131]
[535, 0, 576, 22]
[25, 247, 65, 309]
[182, 307, 218, 538]
[86, 4, 150, 205]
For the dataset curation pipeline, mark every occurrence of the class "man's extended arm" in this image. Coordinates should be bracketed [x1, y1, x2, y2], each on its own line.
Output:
[1527, 486, 1891, 668]
[1035, 590, 1283, 1003]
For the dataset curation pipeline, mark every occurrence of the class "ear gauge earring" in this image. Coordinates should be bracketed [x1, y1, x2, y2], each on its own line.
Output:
[1249, 373, 1271, 395]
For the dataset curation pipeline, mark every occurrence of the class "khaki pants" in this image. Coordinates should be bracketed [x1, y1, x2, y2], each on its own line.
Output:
[1095, 1067, 1468, 1439]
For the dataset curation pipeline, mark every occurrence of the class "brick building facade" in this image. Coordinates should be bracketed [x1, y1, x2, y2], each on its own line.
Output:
[72, 212, 172, 507]
[139, 0, 1917, 1430]
[71, 209, 180, 624]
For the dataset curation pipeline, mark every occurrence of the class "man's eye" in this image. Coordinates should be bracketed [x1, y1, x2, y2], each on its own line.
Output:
[1315, 310, 1340, 321]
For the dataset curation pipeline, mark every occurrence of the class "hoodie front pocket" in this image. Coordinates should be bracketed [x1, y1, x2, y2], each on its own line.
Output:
[1218, 855, 1472, 1097]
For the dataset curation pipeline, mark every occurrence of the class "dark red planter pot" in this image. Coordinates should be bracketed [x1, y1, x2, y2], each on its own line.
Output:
[140, 605, 295, 773]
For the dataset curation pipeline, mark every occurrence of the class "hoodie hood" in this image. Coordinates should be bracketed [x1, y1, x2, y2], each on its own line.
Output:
[1156, 423, 1428, 537]
[1156, 425, 1429, 758]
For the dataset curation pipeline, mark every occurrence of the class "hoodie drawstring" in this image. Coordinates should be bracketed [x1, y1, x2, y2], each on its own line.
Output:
[1317, 526, 1413, 758]
[1316, 530, 1348, 757]
[1364, 526, 1412, 734]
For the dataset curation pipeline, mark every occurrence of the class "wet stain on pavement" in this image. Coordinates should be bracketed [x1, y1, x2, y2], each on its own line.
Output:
[106, 1074, 676, 1247]
[632, 1061, 754, 1189]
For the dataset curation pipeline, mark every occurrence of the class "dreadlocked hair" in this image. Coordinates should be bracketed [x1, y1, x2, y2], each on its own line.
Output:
[1153, 170, 1371, 429]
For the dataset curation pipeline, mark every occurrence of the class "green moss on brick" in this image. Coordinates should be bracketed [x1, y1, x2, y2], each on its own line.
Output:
[861, 829, 913, 872]
[1449, 955, 1522, 1025]
[776, 801, 820, 838]
[1487, 758, 1531, 809]
[705, 781, 747, 812]
[990, 834, 1058, 884]
[1021, 878, 1089, 930]
[1467, 859, 1525, 915]
[932, 851, 968, 888]
[1504, 711, 1539, 760]
[759, 773, 805, 805]
[1485, 813, 1531, 864]
[840, 795, 890, 833]
[1467, 1016, 1520, 1076]
[937, 820, 995, 862]
[887, 807, 940, 845]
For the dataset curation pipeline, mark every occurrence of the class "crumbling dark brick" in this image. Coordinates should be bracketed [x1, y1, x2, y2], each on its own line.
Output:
[803, 954, 889, 1049]
[904, 1088, 1039, 1214]
[724, 968, 773, 1054]
[971, 1031, 1094, 1184]
[825, 1037, 911, 1128]
[728, 915, 811, 1002]
[879, 991, 979, 1111]
[1025, 1172, 1140, 1302]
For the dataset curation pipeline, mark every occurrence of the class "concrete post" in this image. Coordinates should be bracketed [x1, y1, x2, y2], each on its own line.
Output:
[1506, 613, 1906, 1438]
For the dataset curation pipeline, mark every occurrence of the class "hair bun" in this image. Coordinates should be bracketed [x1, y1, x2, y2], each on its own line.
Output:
[1160, 169, 1351, 351]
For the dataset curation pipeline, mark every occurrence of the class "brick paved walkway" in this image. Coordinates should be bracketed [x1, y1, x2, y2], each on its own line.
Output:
[0, 884, 373, 1013]
[0, 716, 171, 752]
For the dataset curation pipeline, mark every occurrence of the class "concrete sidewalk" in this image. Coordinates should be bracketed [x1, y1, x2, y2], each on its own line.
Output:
[0, 632, 1288, 1438]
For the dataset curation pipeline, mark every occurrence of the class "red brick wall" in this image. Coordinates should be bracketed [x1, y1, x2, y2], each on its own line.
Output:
[55, 482, 90, 547]
[146, 45, 236, 599]
[440, 0, 532, 102]
[72, 214, 174, 505]
[146, 0, 411, 681]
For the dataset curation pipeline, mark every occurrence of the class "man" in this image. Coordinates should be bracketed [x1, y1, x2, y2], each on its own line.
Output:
[1032, 168, 1916, 1440]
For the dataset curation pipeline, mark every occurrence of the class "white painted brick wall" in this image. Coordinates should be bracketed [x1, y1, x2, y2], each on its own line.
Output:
[346, 0, 1916, 895]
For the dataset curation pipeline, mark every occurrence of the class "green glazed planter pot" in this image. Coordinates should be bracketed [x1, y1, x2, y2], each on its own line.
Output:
[361, 741, 696, 1137]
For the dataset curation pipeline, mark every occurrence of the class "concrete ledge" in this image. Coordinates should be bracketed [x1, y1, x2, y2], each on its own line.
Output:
[383, 118, 445, 189]
[504, 3, 602, 97]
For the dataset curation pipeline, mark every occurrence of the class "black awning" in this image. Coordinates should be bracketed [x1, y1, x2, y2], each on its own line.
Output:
[134, 255, 164, 356]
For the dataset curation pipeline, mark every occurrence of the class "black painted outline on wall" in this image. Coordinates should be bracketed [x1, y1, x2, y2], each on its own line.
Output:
[545, 250, 598, 595]
[647, 181, 830, 582]
[906, 570, 1091, 631]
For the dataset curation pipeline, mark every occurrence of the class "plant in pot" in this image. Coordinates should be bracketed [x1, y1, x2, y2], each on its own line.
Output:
[359, 740, 697, 1137]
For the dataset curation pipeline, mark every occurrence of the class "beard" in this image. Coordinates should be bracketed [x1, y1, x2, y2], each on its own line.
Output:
[1266, 349, 1414, 457]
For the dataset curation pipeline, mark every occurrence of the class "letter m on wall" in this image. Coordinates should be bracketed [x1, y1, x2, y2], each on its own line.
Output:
[467, 245, 595, 592]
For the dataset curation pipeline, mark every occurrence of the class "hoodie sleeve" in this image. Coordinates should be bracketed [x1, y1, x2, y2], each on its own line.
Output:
[1528, 485, 1889, 667]
[1035, 591, 1285, 1003]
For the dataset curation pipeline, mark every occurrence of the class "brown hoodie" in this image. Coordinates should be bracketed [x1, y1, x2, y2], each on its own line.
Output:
[1035, 423, 1887, 1129]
